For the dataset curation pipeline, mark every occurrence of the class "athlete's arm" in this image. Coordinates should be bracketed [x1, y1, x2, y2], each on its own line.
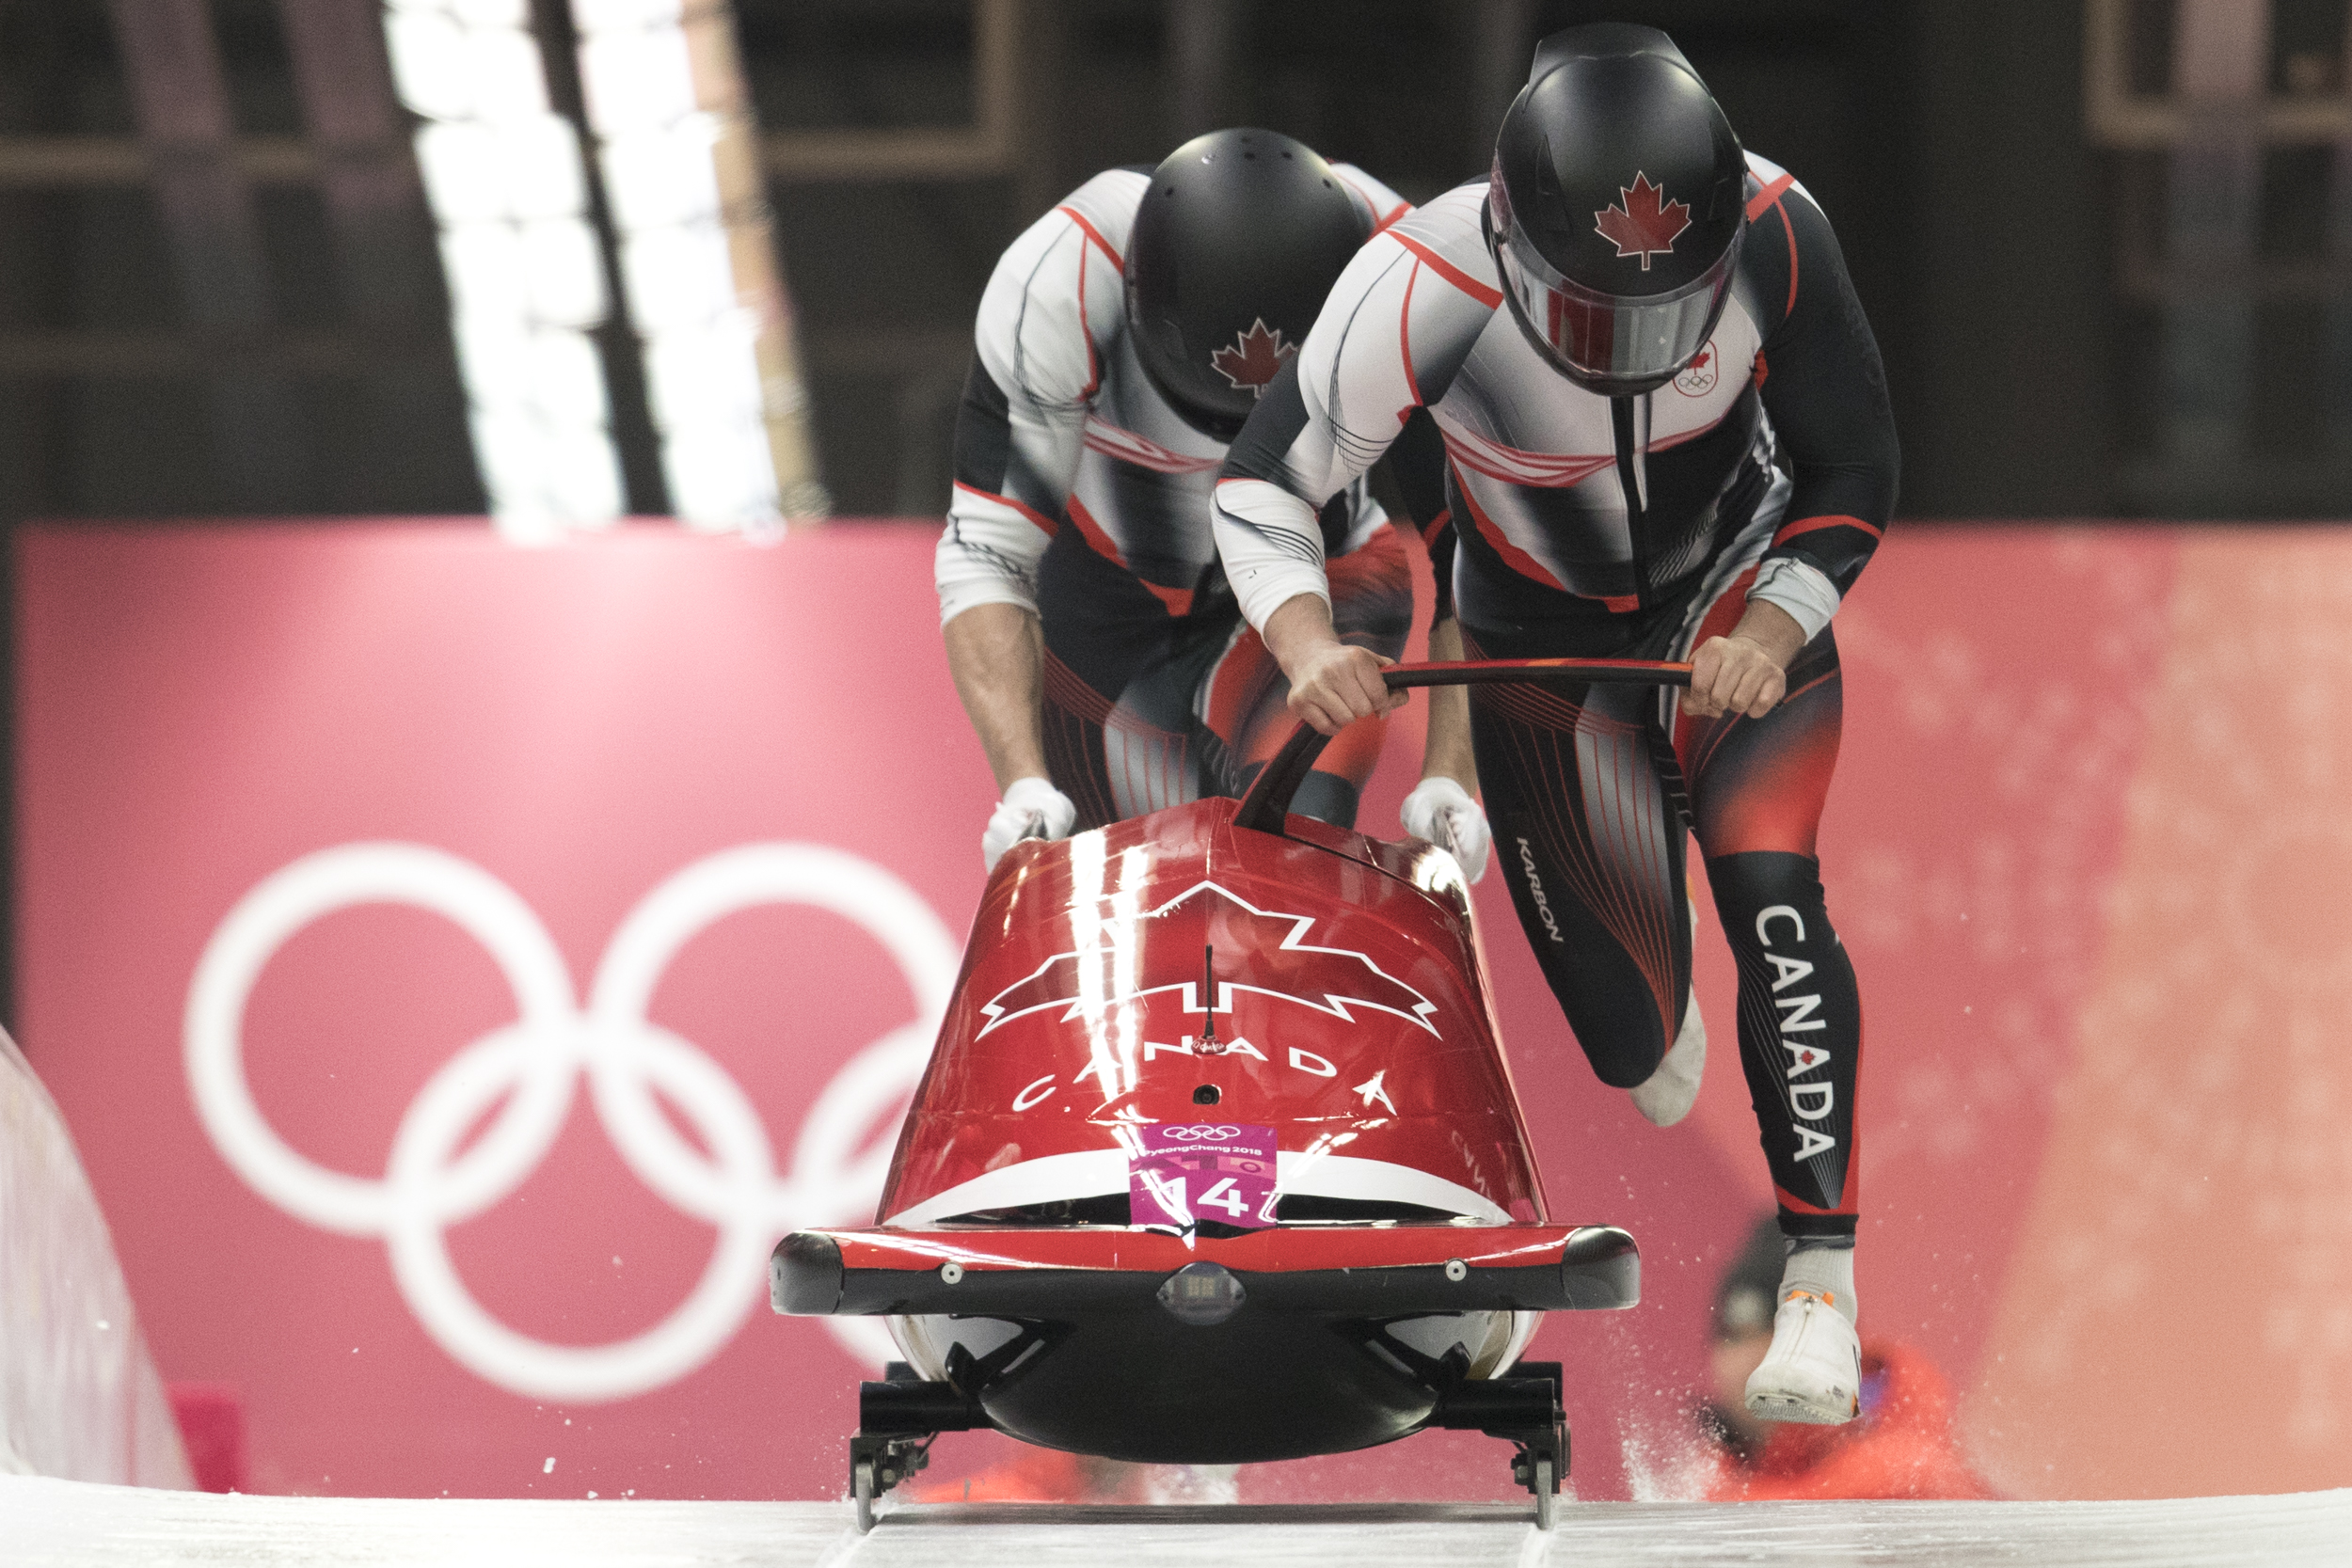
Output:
[1216, 193, 1498, 735]
[1260, 590, 1401, 736]
[1421, 616, 1477, 785]
[943, 601, 1048, 790]
[1682, 174, 1898, 720]
[937, 359, 1057, 790]
[936, 177, 1129, 776]
[1365, 405, 1476, 779]
[1216, 356, 1400, 736]
[1397, 612, 1490, 879]
[1741, 174, 1900, 643]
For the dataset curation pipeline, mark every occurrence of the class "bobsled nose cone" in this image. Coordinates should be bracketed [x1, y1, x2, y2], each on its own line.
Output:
[1157, 1260, 1247, 1326]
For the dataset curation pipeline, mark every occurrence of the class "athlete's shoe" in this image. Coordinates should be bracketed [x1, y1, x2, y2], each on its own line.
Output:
[1743, 1288, 1862, 1425]
[1629, 993, 1706, 1127]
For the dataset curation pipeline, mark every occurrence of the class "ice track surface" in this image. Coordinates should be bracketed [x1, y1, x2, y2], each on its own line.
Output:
[8, 1476, 2352, 1567]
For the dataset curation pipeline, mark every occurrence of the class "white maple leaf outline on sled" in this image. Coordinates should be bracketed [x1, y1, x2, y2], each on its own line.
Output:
[976, 881, 1440, 1037]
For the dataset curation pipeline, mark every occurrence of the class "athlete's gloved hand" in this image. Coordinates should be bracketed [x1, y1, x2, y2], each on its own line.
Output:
[982, 776, 1077, 871]
[1401, 775, 1490, 882]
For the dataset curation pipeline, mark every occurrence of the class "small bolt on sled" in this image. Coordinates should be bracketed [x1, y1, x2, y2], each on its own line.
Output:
[771, 660, 1689, 1529]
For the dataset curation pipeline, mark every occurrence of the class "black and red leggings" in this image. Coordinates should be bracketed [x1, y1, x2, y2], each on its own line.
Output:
[1465, 582, 1861, 1240]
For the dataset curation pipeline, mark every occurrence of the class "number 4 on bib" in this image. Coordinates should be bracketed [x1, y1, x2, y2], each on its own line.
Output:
[1196, 1177, 1249, 1218]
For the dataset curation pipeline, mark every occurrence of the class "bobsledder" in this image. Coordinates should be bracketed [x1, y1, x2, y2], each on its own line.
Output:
[771, 658, 1690, 1529]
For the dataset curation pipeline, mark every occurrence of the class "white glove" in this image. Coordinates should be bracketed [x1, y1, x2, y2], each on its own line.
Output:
[1401, 775, 1490, 883]
[982, 776, 1077, 870]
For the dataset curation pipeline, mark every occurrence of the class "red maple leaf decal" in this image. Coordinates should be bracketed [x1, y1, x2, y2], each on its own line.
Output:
[1594, 172, 1692, 271]
[1209, 318, 1296, 396]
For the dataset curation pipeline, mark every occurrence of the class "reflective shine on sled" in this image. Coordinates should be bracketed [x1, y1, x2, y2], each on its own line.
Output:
[771, 660, 1688, 1528]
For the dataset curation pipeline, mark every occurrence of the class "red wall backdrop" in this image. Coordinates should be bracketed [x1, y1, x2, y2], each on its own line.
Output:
[18, 521, 2352, 1503]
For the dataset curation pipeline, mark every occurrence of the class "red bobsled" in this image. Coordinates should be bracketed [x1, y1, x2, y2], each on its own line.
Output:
[771, 659, 1687, 1528]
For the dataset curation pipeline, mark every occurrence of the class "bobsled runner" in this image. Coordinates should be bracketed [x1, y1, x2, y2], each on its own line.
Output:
[772, 658, 1690, 1529]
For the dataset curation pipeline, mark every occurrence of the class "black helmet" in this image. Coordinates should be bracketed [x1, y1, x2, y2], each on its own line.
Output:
[1487, 24, 1746, 395]
[1125, 128, 1372, 440]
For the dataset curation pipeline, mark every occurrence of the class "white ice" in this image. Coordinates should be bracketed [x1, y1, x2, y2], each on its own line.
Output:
[7, 1473, 2350, 1567]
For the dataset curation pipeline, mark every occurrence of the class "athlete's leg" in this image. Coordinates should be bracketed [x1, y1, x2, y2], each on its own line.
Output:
[1673, 594, 1859, 1241]
[1674, 579, 1865, 1423]
[1203, 525, 1412, 827]
[1465, 634, 1693, 1089]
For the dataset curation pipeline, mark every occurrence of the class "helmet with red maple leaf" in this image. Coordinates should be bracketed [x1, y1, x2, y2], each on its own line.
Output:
[1487, 24, 1747, 395]
[1125, 128, 1373, 439]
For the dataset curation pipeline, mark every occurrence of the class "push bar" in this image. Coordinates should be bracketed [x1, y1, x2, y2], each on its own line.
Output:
[1232, 657, 1692, 835]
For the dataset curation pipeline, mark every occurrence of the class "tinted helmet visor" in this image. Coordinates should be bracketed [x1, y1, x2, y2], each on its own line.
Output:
[1488, 169, 1742, 395]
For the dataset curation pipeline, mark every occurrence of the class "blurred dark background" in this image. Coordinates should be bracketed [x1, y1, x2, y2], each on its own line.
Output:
[3, 0, 2347, 530]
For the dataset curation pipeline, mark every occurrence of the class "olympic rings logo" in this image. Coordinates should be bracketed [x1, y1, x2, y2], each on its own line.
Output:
[1156, 1124, 1243, 1143]
[183, 842, 956, 1403]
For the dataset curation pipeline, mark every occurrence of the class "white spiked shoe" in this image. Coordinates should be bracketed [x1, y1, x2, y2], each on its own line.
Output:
[1744, 1287, 1862, 1425]
[1629, 991, 1707, 1127]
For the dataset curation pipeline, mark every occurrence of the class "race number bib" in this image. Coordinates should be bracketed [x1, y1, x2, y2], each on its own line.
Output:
[1129, 1123, 1279, 1232]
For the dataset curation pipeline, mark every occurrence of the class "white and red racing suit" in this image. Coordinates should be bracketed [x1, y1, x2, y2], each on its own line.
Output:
[938, 163, 1446, 830]
[1213, 154, 1899, 1240]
